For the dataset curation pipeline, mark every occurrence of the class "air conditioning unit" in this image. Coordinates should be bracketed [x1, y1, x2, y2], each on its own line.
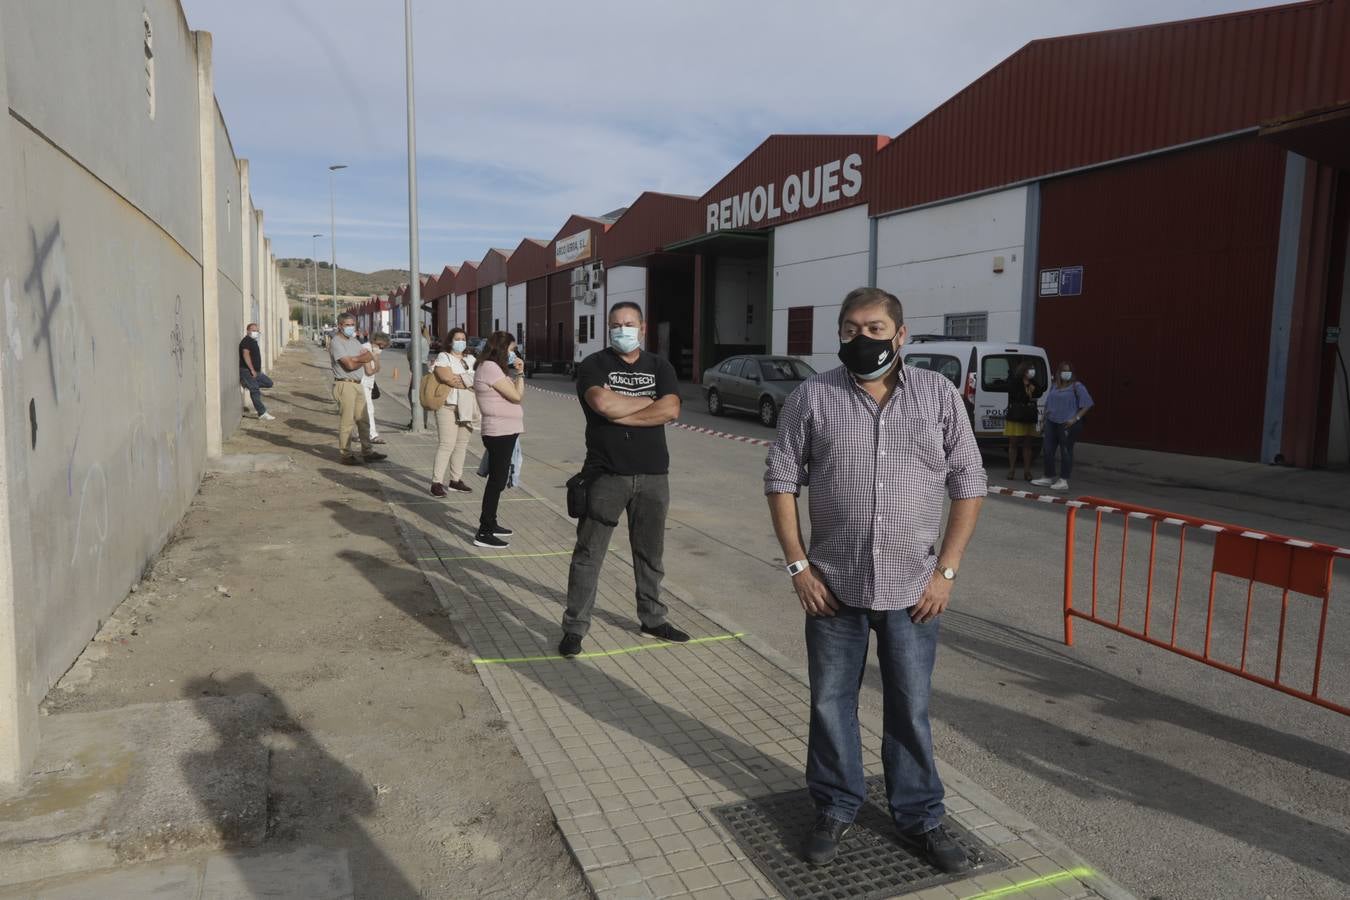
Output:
[589, 262, 604, 287]
[582, 290, 598, 306]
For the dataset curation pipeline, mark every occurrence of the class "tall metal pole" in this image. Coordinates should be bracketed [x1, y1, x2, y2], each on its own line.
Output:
[329, 165, 346, 328]
[404, 0, 425, 433]
[311, 233, 323, 330]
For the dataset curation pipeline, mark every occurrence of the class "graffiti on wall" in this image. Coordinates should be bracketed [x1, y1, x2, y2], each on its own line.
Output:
[24, 223, 67, 401]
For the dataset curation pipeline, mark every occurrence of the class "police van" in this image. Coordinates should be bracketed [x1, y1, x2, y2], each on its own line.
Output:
[901, 337, 1051, 445]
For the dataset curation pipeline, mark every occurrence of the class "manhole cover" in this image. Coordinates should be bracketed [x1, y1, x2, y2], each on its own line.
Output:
[713, 776, 1008, 900]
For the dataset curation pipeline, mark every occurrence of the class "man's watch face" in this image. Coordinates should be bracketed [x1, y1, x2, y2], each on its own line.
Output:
[940, 567, 956, 580]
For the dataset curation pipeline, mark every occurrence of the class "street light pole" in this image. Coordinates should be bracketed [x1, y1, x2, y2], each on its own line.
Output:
[404, 0, 425, 433]
[311, 232, 323, 331]
[328, 165, 347, 329]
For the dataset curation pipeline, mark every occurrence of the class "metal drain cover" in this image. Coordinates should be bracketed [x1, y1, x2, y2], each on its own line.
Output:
[713, 777, 1007, 900]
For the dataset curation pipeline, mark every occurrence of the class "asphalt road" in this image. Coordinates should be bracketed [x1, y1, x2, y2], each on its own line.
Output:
[379, 369, 1350, 900]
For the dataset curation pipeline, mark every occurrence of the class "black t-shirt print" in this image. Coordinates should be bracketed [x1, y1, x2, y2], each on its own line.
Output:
[239, 336, 261, 372]
[575, 348, 679, 475]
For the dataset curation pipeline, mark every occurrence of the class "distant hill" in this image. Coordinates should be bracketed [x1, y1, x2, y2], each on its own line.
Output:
[277, 258, 429, 300]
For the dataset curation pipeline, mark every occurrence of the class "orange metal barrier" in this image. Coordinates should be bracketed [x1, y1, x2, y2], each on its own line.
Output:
[1060, 495, 1349, 716]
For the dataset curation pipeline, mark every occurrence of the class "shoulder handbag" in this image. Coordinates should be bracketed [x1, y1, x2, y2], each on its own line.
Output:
[565, 466, 619, 526]
[418, 371, 450, 410]
[370, 381, 382, 400]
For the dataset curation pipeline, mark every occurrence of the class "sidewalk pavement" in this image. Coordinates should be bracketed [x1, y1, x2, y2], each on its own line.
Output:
[366, 427, 1136, 900]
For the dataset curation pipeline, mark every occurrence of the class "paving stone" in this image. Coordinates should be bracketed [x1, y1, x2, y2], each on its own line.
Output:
[678, 866, 720, 893]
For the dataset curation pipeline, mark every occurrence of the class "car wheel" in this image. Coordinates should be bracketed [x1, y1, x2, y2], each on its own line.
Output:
[759, 397, 777, 428]
[707, 388, 724, 416]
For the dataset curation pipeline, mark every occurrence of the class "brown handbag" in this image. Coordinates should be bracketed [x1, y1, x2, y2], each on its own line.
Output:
[418, 371, 450, 410]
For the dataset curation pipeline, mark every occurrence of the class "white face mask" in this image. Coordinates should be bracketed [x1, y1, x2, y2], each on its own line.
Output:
[451, 339, 467, 353]
[1060, 371, 1073, 382]
[342, 325, 356, 338]
[248, 330, 260, 340]
[1026, 369, 1036, 379]
[610, 326, 640, 354]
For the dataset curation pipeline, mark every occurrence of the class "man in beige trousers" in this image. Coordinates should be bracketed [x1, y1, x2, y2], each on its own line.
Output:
[329, 314, 388, 466]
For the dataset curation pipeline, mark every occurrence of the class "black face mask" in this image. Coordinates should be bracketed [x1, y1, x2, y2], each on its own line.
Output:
[838, 333, 898, 380]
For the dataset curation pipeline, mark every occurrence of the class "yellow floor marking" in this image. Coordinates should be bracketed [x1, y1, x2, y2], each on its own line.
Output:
[419, 550, 573, 562]
[961, 867, 1095, 899]
[473, 633, 747, 665]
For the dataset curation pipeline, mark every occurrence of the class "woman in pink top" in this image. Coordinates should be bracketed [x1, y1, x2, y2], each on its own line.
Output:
[471, 331, 526, 548]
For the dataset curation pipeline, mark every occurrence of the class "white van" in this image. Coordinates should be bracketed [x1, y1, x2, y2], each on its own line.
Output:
[901, 337, 1051, 444]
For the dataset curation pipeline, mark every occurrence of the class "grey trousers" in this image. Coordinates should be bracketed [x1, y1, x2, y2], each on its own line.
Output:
[562, 473, 670, 637]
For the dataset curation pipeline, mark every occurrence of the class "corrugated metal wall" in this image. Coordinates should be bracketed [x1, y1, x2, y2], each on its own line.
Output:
[699, 135, 888, 233]
[526, 277, 548, 360]
[459, 262, 479, 335]
[508, 239, 551, 286]
[875, 0, 1350, 214]
[477, 248, 510, 286]
[548, 270, 574, 363]
[602, 192, 701, 266]
[1034, 135, 1287, 459]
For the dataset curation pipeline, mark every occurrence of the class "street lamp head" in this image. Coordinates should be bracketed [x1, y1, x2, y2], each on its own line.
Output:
[312, 233, 323, 238]
[328, 164, 348, 171]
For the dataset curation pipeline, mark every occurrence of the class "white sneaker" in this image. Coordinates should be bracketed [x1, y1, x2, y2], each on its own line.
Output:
[1030, 477, 1054, 487]
[1050, 478, 1069, 491]
[259, 412, 276, 421]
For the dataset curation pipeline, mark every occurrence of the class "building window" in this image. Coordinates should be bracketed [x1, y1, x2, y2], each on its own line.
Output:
[945, 313, 988, 341]
[787, 306, 813, 356]
[589, 315, 595, 341]
[494, 318, 500, 331]
[143, 12, 155, 120]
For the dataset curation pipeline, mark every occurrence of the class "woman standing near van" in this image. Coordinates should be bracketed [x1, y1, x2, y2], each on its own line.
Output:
[1033, 361, 1094, 492]
[429, 327, 476, 497]
[471, 332, 525, 549]
[1003, 361, 1040, 481]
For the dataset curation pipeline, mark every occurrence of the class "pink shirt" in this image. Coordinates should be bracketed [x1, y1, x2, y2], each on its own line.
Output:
[473, 361, 524, 437]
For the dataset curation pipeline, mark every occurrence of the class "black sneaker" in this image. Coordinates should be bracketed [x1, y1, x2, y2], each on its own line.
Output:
[492, 525, 514, 537]
[472, 533, 510, 549]
[640, 622, 690, 643]
[802, 814, 853, 866]
[558, 634, 583, 658]
[362, 451, 388, 462]
[896, 823, 971, 874]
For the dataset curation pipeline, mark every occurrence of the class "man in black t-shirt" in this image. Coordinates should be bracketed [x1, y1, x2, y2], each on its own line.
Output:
[558, 302, 691, 658]
[238, 323, 275, 421]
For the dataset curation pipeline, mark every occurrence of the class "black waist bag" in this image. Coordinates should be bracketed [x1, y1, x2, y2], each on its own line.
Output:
[566, 468, 618, 526]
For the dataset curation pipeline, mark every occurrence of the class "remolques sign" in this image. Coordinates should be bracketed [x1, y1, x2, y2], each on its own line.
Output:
[706, 153, 863, 232]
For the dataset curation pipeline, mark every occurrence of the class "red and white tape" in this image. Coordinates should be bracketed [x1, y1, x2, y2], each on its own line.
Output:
[987, 484, 1350, 558]
[529, 384, 772, 448]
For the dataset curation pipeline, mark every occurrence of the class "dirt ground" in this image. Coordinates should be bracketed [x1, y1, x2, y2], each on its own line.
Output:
[42, 347, 587, 899]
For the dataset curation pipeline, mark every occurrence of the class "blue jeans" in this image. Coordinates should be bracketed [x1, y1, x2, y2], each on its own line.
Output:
[805, 604, 944, 833]
[1042, 420, 1083, 479]
[240, 367, 273, 415]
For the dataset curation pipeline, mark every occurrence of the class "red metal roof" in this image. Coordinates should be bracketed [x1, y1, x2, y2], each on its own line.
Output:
[550, 214, 612, 272]
[422, 274, 438, 299]
[698, 135, 891, 233]
[455, 261, 479, 294]
[477, 248, 512, 286]
[874, 0, 1350, 215]
[601, 192, 702, 266]
[507, 238, 551, 285]
[425, 264, 458, 299]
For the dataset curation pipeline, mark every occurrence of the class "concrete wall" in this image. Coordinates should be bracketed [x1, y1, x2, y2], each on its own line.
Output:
[506, 282, 527, 342]
[0, 0, 279, 781]
[875, 186, 1028, 341]
[606, 265, 647, 321]
[771, 205, 870, 373]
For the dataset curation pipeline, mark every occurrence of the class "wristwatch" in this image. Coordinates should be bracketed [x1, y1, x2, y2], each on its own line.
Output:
[785, 559, 810, 577]
[938, 565, 957, 581]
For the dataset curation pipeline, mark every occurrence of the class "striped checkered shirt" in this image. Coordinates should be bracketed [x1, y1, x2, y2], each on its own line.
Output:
[764, 364, 987, 611]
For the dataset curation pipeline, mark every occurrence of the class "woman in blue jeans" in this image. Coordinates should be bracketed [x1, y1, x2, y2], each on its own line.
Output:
[1032, 360, 1093, 492]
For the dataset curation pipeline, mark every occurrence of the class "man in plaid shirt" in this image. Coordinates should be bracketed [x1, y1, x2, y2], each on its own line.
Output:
[765, 287, 986, 872]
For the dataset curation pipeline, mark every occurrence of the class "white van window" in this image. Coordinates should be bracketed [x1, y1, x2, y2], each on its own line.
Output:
[906, 353, 962, 387]
[982, 355, 1047, 393]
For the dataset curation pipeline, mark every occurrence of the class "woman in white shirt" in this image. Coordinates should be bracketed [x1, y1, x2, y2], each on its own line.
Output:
[429, 327, 477, 496]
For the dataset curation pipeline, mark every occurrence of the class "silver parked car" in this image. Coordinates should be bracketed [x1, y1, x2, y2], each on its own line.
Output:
[701, 355, 816, 427]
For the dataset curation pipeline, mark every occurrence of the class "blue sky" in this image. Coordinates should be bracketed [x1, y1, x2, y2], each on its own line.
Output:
[183, 0, 1287, 274]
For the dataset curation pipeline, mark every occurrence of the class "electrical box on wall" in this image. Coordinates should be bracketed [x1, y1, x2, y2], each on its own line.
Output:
[992, 256, 1005, 273]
